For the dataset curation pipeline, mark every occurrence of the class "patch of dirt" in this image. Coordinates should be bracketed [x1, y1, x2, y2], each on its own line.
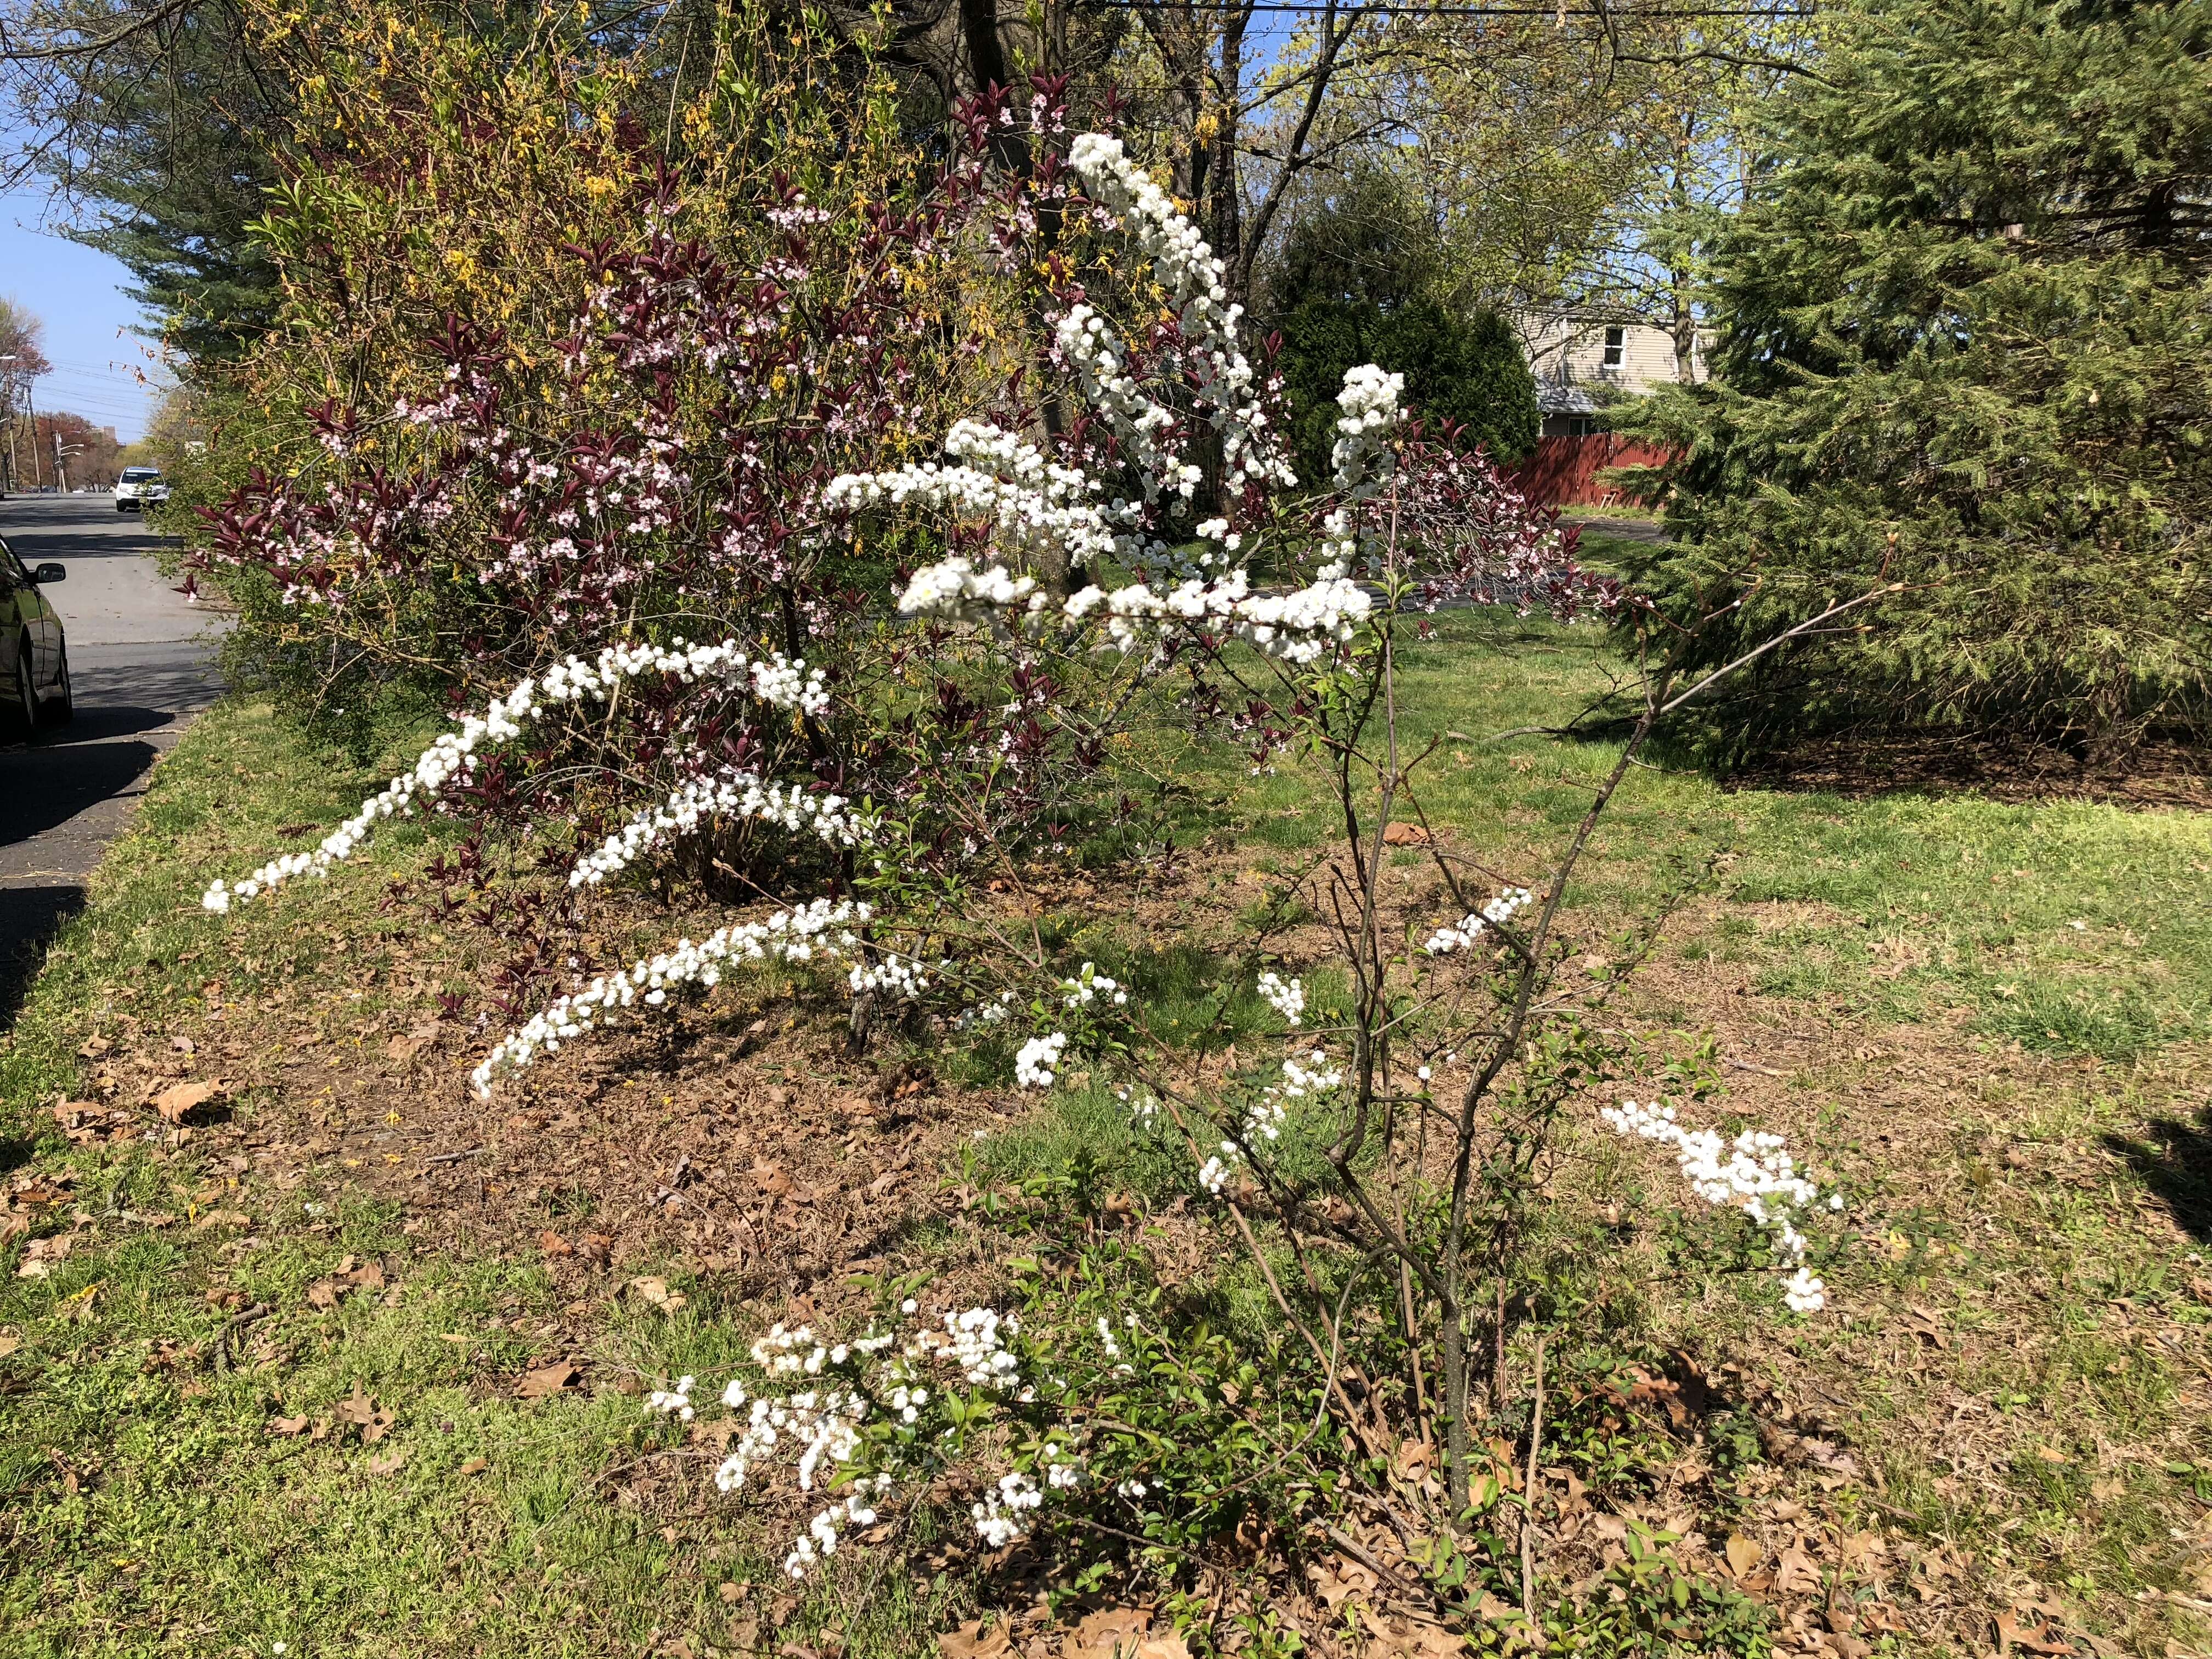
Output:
[1725, 730, 2212, 810]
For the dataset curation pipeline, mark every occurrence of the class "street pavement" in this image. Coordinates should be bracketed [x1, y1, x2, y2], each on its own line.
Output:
[0, 494, 225, 1024]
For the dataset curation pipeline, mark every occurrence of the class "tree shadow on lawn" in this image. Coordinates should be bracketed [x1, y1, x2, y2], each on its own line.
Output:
[2103, 1105, 2212, 1243]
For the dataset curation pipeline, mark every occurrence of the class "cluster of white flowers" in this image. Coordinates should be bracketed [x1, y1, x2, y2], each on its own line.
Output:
[1116, 1084, 1160, 1130]
[825, 420, 1120, 577]
[957, 991, 1020, 1030]
[849, 955, 931, 1000]
[1063, 133, 1296, 499]
[1332, 366, 1407, 493]
[939, 1306, 1025, 1392]
[1422, 887, 1536, 956]
[1256, 970, 1305, 1026]
[569, 771, 870, 888]
[972, 1470, 1046, 1549]
[644, 1375, 697, 1420]
[469, 899, 871, 1094]
[1013, 1030, 1069, 1090]
[664, 1305, 1052, 1576]
[1062, 565, 1371, 663]
[1601, 1098, 1843, 1313]
[895, 554, 1041, 623]
[748, 654, 831, 717]
[202, 637, 795, 913]
[1059, 962, 1127, 1009]
[1316, 366, 1408, 576]
[1278, 1052, 1343, 1098]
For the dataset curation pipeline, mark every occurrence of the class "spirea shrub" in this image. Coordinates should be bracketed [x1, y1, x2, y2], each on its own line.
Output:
[198, 91, 1839, 1589]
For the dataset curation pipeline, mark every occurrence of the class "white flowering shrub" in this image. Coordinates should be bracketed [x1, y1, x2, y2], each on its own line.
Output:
[636, 1281, 1335, 1583]
[199, 89, 1850, 1624]
[1602, 1099, 1843, 1313]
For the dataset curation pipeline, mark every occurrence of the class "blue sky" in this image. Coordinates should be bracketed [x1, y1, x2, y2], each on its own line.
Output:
[0, 188, 165, 442]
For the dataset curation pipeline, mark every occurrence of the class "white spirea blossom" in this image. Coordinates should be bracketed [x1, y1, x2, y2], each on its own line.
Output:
[1014, 1031, 1069, 1089]
[823, 419, 1119, 575]
[1059, 962, 1126, 1008]
[1423, 887, 1535, 956]
[658, 1305, 1062, 1574]
[1314, 365, 1409, 577]
[900, 556, 1372, 666]
[470, 899, 871, 1094]
[569, 771, 869, 888]
[201, 637, 797, 912]
[1256, 971, 1304, 1026]
[1062, 134, 1296, 499]
[1601, 1098, 1839, 1312]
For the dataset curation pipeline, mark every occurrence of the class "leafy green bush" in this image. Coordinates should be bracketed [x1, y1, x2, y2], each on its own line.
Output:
[1621, 0, 2212, 756]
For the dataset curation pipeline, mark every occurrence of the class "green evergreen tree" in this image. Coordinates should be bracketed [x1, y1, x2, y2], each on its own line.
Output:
[1266, 166, 1538, 477]
[1623, 0, 2212, 754]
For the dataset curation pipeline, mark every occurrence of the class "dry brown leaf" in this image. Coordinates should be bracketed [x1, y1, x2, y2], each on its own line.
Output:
[939, 1620, 1013, 1659]
[153, 1080, 220, 1125]
[267, 1413, 312, 1437]
[1838, 1531, 1887, 1570]
[16, 1234, 77, 1279]
[628, 1277, 688, 1313]
[2089, 1476, 2125, 1501]
[0, 1333, 19, 1358]
[1313, 1556, 1379, 1609]
[458, 1456, 488, 1476]
[1135, 1638, 1190, 1659]
[1724, 1535, 1764, 1578]
[517, 1358, 580, 1398]
[333, 1380, 381, 1427]
[365, 1447, 408, 1476]
[539, 1229, 574, 1259]
[1391, 1438, 1434, 1482]
[1774, 1544, 1819, 1594]
[1380, 821, 1431, 846]
[306, 1279, 341, 1309]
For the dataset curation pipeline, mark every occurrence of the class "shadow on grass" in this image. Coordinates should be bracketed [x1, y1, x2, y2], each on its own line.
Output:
[2102, 1106, 2212, 1243]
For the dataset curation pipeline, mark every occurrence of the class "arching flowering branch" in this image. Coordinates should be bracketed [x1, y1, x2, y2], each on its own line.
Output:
[199, 639, 818, 913]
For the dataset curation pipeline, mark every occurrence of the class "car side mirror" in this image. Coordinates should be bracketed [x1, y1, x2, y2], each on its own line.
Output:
[32, 564, 65, 584]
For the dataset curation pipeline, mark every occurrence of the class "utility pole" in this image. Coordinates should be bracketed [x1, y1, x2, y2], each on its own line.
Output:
[0, 354, 16, 496]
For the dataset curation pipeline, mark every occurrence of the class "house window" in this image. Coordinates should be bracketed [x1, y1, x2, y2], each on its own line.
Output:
[1542, 414, 1601, 438]
[1601, 326, 1626, 368]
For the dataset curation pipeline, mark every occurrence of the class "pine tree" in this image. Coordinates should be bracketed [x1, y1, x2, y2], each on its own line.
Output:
[1625, 0, 2212, 754]
[1266, 166, 1538, 476]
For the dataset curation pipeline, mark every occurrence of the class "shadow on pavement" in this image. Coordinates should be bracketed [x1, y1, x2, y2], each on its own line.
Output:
[0, 740, 159, 847]
[22, 706, 178, 745]
[0, 882, 86, 1028]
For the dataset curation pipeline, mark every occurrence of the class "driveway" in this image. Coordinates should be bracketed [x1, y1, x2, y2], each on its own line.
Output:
[0, 494, 224, 1022]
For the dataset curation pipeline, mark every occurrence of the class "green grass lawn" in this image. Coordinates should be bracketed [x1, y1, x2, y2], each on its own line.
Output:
[4, 620, 2210, 1656]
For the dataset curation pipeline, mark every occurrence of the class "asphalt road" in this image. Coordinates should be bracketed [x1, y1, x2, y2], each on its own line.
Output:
[0, 494, 225, 1024]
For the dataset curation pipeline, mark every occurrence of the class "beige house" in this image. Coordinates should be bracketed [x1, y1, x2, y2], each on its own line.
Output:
[1514, 311, 1701, 437]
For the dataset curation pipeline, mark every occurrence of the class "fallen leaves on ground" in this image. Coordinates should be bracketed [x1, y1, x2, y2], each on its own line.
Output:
[939, 1620, 1013, 1659]
[15, 1234, 76, 1278]
[152, 1080, 222, 1125]
[628, 1276, 687, 1313]
[516, 1358, 580, 1399]
[332, 1380, 396, 1441]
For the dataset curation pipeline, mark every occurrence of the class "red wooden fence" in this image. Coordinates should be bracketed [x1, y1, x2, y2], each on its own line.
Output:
[1510, 433, 1677, 508]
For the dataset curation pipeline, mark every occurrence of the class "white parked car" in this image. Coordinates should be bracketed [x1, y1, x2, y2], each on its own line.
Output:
[116, 467, 170, 512]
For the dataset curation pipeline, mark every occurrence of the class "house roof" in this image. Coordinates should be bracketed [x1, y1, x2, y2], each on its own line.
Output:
[1535, 382, 1601, 416]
